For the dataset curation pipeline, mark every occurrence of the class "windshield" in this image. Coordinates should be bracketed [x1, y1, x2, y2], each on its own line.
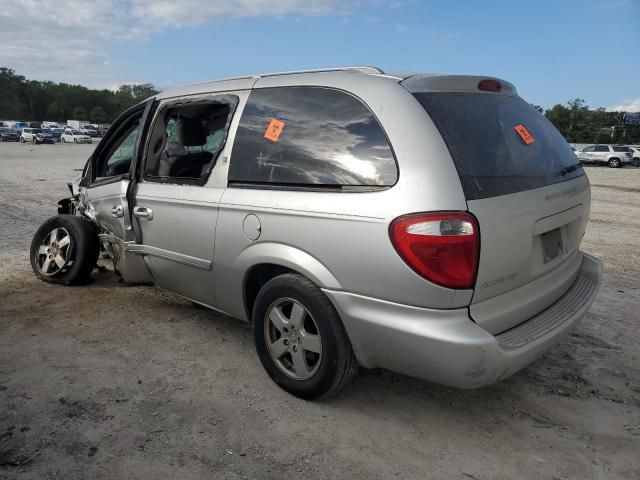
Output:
[0, 128, 13, 133]
[71, 130, 81, 134]
[413, 92, 584, 200]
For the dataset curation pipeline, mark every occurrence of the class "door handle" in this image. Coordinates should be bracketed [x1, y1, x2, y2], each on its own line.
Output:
[133, 206, 153, 220]
[110, 205, 124, 218]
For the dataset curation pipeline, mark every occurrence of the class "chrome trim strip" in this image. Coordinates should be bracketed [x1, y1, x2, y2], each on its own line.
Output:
[125, 244, 212, 270]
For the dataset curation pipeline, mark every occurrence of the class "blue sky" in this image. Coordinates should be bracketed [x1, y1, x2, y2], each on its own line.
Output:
[3, 0, 639, 110]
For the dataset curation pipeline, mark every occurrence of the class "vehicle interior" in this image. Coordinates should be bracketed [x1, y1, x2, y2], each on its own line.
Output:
[145, 100, 233, 182]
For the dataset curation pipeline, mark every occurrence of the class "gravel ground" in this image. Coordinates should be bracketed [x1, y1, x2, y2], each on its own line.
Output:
[1, 142, 639, 479]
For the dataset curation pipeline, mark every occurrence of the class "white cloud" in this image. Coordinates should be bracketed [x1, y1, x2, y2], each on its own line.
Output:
[0, 0, 373, 88]
[607, 99, 640, 113]
[131, 0, 357, 28]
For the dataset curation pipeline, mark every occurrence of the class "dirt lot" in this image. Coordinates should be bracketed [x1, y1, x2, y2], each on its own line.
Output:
[1, 142, 639, 479]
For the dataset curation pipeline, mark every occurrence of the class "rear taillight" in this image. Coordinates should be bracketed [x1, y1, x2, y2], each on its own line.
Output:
[389, 212, 479, 289]
[478, 79, 502, 92]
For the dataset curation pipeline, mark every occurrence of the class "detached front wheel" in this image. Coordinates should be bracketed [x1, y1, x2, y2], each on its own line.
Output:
[30, 215, 99, 285]
[252, 273, 358, 399]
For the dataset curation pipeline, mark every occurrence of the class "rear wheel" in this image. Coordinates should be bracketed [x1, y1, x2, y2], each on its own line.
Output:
[30, 215, 100, 285]
[252, 273, 358, 399]
[608, 157, 621, 168]
[633, 157, 640, 167]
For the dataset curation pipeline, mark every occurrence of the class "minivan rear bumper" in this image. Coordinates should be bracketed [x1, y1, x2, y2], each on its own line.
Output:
[324, 252, 602, 389]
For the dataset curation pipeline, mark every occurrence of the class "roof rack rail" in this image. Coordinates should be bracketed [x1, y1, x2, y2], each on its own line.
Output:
[259, 66, 385, 77]
[187, 66, 385, 89]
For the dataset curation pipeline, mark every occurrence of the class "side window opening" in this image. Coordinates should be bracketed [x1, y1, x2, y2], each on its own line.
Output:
[94, 113, 142, 180]
[144, 97, 237, 184]
[594, 145, 609, 152]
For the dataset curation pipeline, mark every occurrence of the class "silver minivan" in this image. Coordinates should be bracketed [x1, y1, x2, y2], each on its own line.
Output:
[31, 66, 602, 399]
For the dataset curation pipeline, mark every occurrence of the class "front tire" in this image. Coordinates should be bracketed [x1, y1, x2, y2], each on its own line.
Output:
[30, 215, 100, 285]
[252, 273, 358, 399]
[633, 158, 640, 167]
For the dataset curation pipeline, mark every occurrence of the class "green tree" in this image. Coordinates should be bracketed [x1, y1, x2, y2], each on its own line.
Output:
[0, 68, 159, 123]
[72, 106, 87, 120]
[46, 101, 64, 121]
[90, 106, 107, 124]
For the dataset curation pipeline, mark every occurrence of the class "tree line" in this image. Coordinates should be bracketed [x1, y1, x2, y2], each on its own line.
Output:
[0, 68, 158, 124]
[544, 98, 639, 144]
[1, 67, 638, 143]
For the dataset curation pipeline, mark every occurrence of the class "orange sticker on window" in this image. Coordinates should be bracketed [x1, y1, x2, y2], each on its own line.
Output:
[264, 118, 285, 142]
[514, 124, 534, 144]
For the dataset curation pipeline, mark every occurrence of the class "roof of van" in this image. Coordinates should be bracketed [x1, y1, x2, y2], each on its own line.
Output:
[155, 66, 516, 100]
[156, 66, 405, 100]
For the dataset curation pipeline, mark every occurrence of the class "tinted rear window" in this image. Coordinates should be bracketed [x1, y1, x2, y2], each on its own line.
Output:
[413, 93, 583, 200]
[229, 86, 397, 188]
[612, 146, 630, 152]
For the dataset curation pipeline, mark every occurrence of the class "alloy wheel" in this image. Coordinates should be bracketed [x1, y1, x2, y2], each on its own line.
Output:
[264, 298, 323, 380]
[34, 227, 72, 276]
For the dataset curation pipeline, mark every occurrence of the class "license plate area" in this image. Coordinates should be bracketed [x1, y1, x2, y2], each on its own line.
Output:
[541, 228, 563, 263]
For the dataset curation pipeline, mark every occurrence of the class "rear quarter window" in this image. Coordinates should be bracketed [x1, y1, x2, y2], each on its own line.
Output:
[413, 92, 584, 200]
[229, 86, 397, 188]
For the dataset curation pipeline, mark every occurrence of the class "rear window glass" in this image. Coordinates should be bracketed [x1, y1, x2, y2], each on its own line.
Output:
[612, 146, 630, 152]
[229, 86, 397, 188]
[413, 93, 584, 200]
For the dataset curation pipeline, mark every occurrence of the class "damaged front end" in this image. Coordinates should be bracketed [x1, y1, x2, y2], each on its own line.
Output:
[57, 176, 84, 215]
[56, 175, 151, 284]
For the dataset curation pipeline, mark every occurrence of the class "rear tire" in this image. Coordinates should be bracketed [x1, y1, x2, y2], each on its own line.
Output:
[608, 157, 621, 168]
[633, 157, 640, 167]
[252, 273, 358, 399]
[30, 215, 100, 285]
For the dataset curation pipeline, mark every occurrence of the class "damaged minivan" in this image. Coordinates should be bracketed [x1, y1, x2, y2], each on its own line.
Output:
[31, 66, 602, 399]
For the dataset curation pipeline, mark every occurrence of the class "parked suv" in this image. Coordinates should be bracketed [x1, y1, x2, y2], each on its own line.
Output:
[19, 128, 38, 142]
[575, 144, 632, 167]
[30, 67, 602, 399]
[20, 127, 54, 144]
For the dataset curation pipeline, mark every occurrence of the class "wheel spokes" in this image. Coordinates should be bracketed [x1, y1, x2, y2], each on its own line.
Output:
[300, 330, 321, 354]
[41, 257, 52, 273]
[290, 346, 310, 377]
[57, 235, 70, 248]
[53, 254, 66, 269]
[264, 298, 323, 380]
[269, 306, 289, 333]
[48, 228, 59, 245]
[36, 227, 71, 276]
[269, 338, 289, 359]
[289, 302, 306, 329]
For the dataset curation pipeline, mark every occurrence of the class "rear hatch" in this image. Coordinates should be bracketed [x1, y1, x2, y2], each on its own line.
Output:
[408, 78, 589, 334]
